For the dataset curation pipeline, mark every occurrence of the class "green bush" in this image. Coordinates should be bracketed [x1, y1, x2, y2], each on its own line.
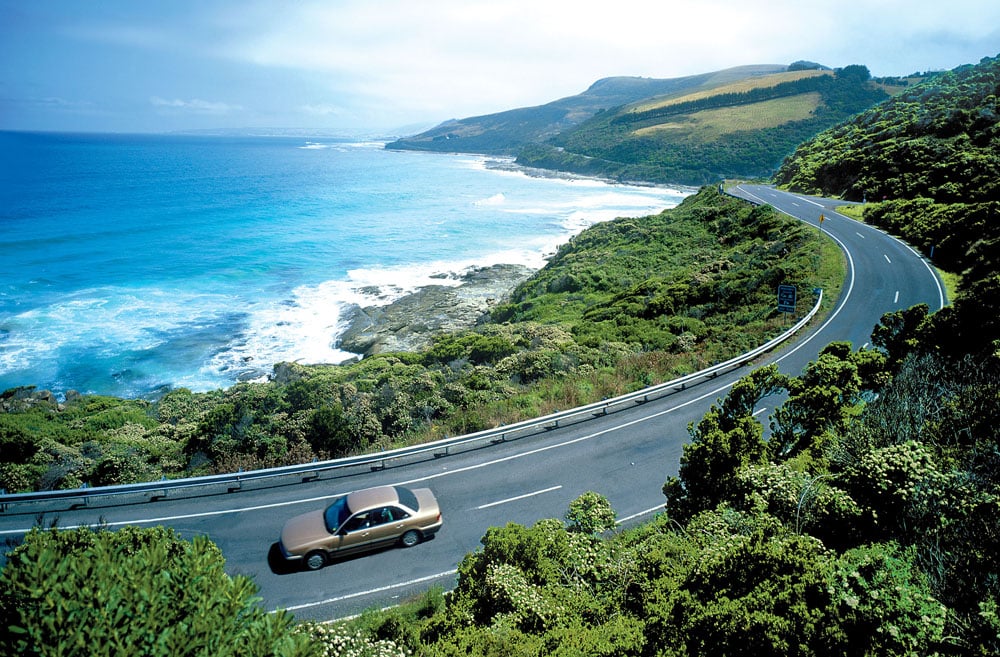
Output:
[0, 525, 314, 657]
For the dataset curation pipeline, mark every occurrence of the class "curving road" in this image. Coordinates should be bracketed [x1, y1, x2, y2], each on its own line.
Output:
[0, 186, 946, 620]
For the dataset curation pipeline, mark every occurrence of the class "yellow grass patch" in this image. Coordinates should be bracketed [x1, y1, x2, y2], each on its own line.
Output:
[630, 69, 831, 113]
[633, 93, 823, 140]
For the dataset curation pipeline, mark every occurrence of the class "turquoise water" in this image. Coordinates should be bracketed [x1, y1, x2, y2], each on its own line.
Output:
[0, 132, 688, 398]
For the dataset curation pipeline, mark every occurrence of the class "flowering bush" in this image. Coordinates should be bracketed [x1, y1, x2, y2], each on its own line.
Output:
[297, 621, 410, 657]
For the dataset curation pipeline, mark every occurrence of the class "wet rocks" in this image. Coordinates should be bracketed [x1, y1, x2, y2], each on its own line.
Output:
[336, 263, 533, 357]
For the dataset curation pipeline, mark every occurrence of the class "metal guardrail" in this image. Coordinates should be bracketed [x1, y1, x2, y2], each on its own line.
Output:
[0, 292, 821, 514]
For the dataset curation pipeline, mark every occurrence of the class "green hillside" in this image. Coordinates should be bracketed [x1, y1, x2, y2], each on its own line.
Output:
[775, 55, 1000, 203]
[386, 65, 789, 155]
[518, 64, 896, 185]
[389, 62, 923, 186]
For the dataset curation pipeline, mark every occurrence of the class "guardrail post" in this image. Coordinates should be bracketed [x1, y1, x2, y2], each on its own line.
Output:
[301, 459, 320, 482]
[68, 483, 91, 509]
[490, 427, 507, 444]
[228, 471, 242, 493]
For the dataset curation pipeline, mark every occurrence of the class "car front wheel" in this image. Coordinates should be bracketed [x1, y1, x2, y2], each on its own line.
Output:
[400, 530, 421, 548]
[304, 550, 327, 570]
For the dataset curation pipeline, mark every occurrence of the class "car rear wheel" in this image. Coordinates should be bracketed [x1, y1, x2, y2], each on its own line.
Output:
[304, 550, 327, 570]
[400, 530, 421, 548]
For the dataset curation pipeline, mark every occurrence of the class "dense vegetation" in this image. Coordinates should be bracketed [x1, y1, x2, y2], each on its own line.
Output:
[1, 525, 315, 656]
[319, 331, 999, 655]
[0, 187, 838, 493]
[774, 55, 1000, 202]
[518, 65, 895, 185]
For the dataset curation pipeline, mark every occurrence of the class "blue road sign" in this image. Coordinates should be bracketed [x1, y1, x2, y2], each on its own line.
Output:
[778, 284, 797, 313]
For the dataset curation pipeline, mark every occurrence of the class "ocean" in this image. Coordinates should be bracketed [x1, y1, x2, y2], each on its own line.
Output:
[0, 131, 688, 399]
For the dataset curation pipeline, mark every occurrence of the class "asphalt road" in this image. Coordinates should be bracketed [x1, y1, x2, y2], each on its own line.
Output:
[0, 185, 946, 620]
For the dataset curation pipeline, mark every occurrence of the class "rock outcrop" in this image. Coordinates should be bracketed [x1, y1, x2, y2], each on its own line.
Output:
[337, 263, 533, 357]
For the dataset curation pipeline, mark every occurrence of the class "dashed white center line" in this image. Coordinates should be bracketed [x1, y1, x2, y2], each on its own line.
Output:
[477, 485, 562, 510]
[884, 254, 892, 263]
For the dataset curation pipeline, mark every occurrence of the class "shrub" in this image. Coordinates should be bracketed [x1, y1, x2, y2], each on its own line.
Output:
[0, 525, 313, 656]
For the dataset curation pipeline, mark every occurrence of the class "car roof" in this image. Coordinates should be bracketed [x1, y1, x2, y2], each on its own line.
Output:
[346, 486, 401, 512]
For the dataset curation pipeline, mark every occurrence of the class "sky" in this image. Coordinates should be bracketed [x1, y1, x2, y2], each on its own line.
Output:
[1, 0, 998, 136]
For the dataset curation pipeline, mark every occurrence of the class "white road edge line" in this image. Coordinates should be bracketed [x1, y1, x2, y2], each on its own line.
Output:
[279, 569, 459, 613]
[477, 485, 562, 510]
[617, 504, 665, 524]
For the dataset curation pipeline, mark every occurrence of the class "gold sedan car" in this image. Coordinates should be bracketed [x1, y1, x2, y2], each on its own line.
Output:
[278, 485, 443, 570]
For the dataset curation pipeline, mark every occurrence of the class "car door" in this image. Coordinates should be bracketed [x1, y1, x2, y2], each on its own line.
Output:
[335, 510, 374, 554]
[365, 506, 410, 548]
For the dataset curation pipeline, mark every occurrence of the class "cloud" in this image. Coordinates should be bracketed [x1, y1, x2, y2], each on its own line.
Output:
[209, 0, 843, 121]
[6, 0, 998, 133]
[299, 103, 346, 116]
[150, 97, 244, 114]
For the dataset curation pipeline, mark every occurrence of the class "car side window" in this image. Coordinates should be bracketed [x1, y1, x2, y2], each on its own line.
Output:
[388, 506, 410, 521]
[366, 506, 410, 525]
[341, 512, 369, 533]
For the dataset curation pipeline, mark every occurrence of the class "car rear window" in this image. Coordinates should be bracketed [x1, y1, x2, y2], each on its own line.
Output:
[394, 486, 419, 511]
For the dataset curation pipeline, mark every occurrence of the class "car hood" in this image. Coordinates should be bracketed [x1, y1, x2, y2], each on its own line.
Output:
[280, 509, 330, 554]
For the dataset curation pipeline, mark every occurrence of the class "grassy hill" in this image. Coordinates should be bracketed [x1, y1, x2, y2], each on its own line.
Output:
[386, 65, 789, 155]
[518, 64, 899, 185]
[389, 62, 926, 186]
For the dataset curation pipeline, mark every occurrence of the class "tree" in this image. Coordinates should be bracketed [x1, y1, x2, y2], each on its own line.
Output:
[565, 491, 617, 534]
[769, 342, 879, 464]
[642, 508, 832, 657]
[664, 365, 785, 521]
[871, 304, 932, 371]
[0, 525, 314, 657]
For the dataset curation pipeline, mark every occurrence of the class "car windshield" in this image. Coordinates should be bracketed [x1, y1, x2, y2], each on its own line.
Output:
[323, 496, 351, 533]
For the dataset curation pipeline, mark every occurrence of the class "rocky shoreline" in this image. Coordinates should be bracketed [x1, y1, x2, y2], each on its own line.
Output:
[335, 263, 534, 357]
